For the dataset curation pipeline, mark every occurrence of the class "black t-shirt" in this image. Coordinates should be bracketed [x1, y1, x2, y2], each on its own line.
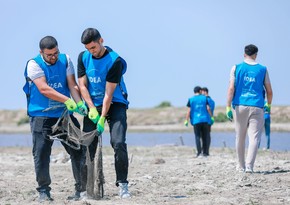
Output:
[77, 49, 123, 83]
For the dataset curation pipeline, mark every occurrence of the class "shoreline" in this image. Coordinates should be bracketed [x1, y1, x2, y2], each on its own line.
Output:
[1, 106, 290, 133]
[1, 122, 290, 134]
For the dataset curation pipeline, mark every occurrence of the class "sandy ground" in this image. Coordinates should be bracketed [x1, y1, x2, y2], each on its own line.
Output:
[1, 145, 290, 205]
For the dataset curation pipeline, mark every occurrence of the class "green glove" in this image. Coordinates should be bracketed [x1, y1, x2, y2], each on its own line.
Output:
[226, 106, 233, 121]
[88, 107, 100, 124]
[64, 98, 77, 112]
[264, 103, 271, 113]
[97, 116, 106, 135]
[184, 120, 188, 127]
[76, 101, 88, 116]
[210, 116, 215, 125]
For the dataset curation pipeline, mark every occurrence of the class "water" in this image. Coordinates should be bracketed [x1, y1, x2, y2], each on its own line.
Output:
[0, 132, 289, 151]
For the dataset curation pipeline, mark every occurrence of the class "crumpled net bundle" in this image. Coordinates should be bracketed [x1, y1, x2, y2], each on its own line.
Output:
[48, 109, 104, 198]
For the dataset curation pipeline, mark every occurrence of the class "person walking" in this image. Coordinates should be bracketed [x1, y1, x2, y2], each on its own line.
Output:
[23, 36, 88, 202]
[226, 44, 273, 173]
[201, 87, 215, 151]
[184, 86, 213, 157]
[77, 28, 131, 198]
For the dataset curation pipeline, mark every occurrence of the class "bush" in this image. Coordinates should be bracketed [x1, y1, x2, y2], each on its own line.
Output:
[17, 116, 29, 126]
[156, 101, 172, 108]
[215, 112, 228, 122]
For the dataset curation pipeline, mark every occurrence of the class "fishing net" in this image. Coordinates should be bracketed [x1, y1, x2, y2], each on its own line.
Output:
[48, 108, 105, 199]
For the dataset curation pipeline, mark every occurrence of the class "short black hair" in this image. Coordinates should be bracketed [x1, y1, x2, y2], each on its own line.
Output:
[245, 44, 258, 56]
[194, 86, 201, 93]
[201, 87, 208, 93]
[81, 28, 101, 44]
[39, 36, 58, 50]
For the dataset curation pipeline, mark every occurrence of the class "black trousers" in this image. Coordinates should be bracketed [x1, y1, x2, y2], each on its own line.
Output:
[193, 122, 210, 156]
[83, 103, 129, 186]
[30, 115, 86, 193]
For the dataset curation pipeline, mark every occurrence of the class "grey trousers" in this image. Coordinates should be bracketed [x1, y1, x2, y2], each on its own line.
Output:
[233, 105, 264, 170]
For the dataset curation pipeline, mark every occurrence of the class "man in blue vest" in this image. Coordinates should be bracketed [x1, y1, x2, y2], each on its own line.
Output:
[23, 36, 88, 202]
[201, 87, 215, 153]
[184, 86, 214, 157]
[77, 28, 130, 199]
[226, 44, 273, 173]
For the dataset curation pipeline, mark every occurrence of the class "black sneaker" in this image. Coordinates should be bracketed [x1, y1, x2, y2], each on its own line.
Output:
[67, 191, 81, 201]
[39, 191, 53, 202]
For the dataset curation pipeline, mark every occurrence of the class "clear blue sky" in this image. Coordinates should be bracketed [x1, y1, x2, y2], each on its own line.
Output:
[1, 0, 290, 110]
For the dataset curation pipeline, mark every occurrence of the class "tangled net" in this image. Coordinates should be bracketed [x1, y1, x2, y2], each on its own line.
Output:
[48, 108, 104, 199]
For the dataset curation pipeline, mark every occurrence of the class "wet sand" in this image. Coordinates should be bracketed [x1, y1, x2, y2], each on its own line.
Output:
[0, 146, 290, 205]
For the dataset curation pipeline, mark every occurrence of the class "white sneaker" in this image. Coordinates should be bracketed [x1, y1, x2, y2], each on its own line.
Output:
[245, 167, 253, 173]
[119, 183, 131, 199]
[236, 165, 245, 173]
[79, 191, 88, 200]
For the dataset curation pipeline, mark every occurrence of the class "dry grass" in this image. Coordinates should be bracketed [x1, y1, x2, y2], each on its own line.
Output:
[1, 106, 290, 133]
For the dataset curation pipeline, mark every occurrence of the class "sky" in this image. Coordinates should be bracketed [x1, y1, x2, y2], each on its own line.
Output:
[1, 0, 290, 110]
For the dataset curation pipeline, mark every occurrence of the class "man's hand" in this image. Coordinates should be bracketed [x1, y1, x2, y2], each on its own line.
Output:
[97, 116, 106, 135]
[226, 106, 233, 121]
[264, 103, 271, 113]
[88, 107, 100, 124]
[76, 101, 88, 116]
[210, 116, 215, 125]
[64, 98, 77, 112]
[184, 120, 188, 127]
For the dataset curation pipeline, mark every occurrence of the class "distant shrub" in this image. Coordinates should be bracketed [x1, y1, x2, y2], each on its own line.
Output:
[156, 101, 172, 108]
[17, 116, 29, 126]
[215, 112, 228, 122]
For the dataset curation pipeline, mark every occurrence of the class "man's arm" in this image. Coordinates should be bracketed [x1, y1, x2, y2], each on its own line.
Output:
[265, 83, 273, 105]
[264, 71, 273, 105]
[33, 76, 69, 103]
[226, 79, 235, 107]
[206, 104, 213, 117]
[78, 75, 95, 109]
[67, 74, 82, 103]
[226, 66, 236, 107]
[101, 82, 117, 117]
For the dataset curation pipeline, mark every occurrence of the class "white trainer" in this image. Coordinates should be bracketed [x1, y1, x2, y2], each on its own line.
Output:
[119, 183, 131, 199]
[79, 191, 88, 200]
[236, 165, 245, 173]
[245, 167, 253, 173]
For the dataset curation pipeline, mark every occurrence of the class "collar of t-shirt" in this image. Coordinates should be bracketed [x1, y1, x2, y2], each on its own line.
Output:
[244, 58, 258, 65]
[92, 49, 109, 59]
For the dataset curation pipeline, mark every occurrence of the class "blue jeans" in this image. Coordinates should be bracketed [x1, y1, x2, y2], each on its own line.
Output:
[83, 102, 129, 186]
[30, 115, 86, 193]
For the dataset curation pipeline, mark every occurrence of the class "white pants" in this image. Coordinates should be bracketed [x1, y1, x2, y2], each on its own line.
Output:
[234, 105, 264, 170]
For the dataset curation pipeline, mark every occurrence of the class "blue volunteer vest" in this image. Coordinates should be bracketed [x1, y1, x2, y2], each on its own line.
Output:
[188, 94, 209, 125]
[82, 47, 129, 107]
[233, 62, 266, 108]
[23, 54, 70, 117]
[206, 96, 215, 124]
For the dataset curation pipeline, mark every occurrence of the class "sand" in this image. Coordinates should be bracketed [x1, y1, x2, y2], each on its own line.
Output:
[0, 145, 290, 205]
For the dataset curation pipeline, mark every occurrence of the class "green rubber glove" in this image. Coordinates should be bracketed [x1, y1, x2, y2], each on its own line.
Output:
[64, 98, 77, 112]
[88, 107, 100, 124]
[210, 116, 215, 125]
[264, 103, 271, 113]
[97, 116, 106, 135]
[184, 120, 188, 127]
[76, 101, 88, 116]
[226, 106, 233, 121]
